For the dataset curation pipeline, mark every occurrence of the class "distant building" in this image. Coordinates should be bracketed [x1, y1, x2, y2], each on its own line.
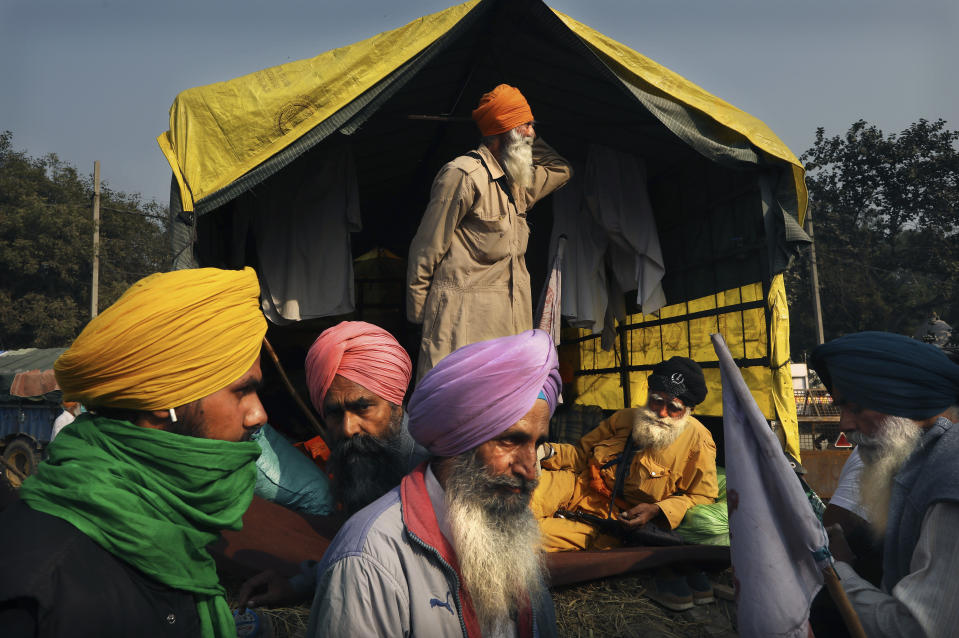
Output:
[913, 313, 953, 348]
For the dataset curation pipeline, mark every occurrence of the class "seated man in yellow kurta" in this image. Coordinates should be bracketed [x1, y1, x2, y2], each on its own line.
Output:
[532, 356, 718, 552]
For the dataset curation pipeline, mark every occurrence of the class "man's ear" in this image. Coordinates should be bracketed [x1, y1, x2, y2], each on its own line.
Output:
[135, 410, 172, 430]
[431, 457, 453, 489]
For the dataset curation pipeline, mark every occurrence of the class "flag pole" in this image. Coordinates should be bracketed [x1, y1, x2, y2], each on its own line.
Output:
[822, 565, 867, 638]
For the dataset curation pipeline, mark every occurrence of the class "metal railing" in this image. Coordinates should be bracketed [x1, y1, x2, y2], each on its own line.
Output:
[794, 388, 840, 417]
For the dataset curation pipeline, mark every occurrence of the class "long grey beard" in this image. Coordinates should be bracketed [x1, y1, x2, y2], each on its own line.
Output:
[631, 407, 690, 450]
[443, 450, 546, 635]
[501, 129, 534, 191]
[851, 415, 922, 536]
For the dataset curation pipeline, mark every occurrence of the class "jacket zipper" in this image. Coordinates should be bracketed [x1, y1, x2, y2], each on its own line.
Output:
[405, 528, 471, 638]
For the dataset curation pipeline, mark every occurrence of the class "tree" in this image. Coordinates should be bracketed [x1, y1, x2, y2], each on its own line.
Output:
[0, 131, 170, 350]
[786, 119, 959, 359]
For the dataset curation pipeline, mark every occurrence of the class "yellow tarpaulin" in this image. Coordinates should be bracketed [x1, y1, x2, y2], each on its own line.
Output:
[573, 274, 800, 458]
[157, 0, 481, 211]
[158, 0, 805, 224]
[553, 9, 807, 225]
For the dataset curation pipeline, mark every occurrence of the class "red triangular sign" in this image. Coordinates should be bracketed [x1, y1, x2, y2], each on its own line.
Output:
[834, 432, 853, 448]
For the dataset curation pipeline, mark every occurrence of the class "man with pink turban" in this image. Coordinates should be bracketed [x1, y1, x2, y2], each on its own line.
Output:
[240, 321, 428, 610]
[407, 84, 571, 380]
[251, 320, 424, 520]
[308, 330, 561, 638]
[301, 320, 427, 514]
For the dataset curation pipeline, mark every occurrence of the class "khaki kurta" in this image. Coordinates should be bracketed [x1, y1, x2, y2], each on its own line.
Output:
[407, 138, 571, 380]
[531, 409, 718, 551]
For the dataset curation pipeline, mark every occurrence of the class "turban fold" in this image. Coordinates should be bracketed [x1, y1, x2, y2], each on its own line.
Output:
[304, 321, 412, 416]
[408, 330, 561, 457]
[648, 357, 707, 406]
[810, 331, 959, 420]
[55, 267, 266, 410]
[471, 84, 534, 137]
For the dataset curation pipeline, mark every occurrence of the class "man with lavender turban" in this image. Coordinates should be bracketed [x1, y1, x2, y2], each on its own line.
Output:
[308, 330, 561, 638]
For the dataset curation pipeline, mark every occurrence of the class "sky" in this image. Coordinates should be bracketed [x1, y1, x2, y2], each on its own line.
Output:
[2, 0, 957, 206]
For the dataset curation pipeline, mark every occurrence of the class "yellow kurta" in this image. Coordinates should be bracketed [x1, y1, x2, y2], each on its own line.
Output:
[406, 138, 571, 380]
[532, 409, 718, 551]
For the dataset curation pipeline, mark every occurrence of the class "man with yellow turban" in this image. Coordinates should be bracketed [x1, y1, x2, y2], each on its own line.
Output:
[407, 84, 572, 380]
[0, 267, 268, 638]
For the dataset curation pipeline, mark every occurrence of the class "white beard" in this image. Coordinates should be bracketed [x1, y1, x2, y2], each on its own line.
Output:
[631, 407, 691, 450]
[443, 451, 546, 635]
[851, 415, 922, 536]
[500, 128, 534, 192]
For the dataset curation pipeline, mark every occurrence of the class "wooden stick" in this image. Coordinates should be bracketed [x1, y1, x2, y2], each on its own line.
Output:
[407, 114, 473, 122]
[262, 337, 328, 444]
[822, 565, 867, 638]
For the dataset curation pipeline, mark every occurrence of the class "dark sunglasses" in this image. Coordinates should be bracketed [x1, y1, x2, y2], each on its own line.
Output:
[648, 393, 686, 417]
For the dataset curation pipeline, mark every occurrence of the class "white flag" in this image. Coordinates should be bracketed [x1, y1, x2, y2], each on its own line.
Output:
[711, 333, 831, 638]
[536, 235, 565, 346]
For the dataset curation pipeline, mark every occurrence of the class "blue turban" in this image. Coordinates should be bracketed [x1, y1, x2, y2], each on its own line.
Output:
[810, 331, 959, 420]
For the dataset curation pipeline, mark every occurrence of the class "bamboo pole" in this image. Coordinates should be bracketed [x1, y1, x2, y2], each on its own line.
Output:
[91, 161, 101, 318]
[822, 565, 867, 638]
[806, 204, 825, 345]
[262, 337, 328, 444]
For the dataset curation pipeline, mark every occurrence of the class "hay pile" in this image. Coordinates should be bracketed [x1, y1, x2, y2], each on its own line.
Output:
[227, 571, 737, 638]
[553, 572, 738, 638]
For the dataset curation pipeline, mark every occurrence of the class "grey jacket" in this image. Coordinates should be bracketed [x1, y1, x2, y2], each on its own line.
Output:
[306, 464, 557, 637]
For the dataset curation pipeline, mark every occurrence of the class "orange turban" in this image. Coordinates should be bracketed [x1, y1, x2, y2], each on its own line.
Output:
[55, 267, 266, 410]
[471, 84, 534, 137]
[304, 321, 412, 417]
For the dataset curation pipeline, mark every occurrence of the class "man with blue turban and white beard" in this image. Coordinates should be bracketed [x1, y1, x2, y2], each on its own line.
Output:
[811, 331, 959, 638]
[307, 330, 560, 638]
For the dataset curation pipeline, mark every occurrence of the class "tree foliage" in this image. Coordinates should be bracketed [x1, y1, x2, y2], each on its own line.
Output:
[0, 131, 170, 349]
[787, 119, 959, 358]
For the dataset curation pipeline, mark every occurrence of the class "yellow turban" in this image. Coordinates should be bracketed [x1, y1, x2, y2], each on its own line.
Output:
[55, 267, 267, 410]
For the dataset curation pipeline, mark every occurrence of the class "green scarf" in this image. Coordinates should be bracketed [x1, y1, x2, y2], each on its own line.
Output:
[20, 413, 260, 638]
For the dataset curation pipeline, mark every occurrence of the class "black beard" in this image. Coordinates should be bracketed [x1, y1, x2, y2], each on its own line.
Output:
[328, 432, 407, 514]
[443, 450, 539, 520]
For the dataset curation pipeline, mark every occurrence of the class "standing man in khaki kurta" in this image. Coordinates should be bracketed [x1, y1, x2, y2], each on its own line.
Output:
[407, 84, 572, 380]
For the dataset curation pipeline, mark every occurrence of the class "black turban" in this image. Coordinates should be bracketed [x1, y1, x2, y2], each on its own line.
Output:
[648, 356, 707, 407]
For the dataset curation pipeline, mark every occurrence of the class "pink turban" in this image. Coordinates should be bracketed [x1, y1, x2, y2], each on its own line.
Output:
[408, 330, 561, 457]
[304, 321, 412, 416]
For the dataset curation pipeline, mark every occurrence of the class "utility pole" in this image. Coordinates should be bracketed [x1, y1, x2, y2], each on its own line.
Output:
[91, 161, 101, 318]
[806, 204, 825, 345]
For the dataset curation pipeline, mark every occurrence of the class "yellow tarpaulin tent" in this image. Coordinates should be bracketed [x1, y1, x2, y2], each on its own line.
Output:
[158, 0, 808, 458]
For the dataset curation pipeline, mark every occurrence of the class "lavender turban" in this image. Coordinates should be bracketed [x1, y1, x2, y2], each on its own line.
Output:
[408, 330, 561, 457]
